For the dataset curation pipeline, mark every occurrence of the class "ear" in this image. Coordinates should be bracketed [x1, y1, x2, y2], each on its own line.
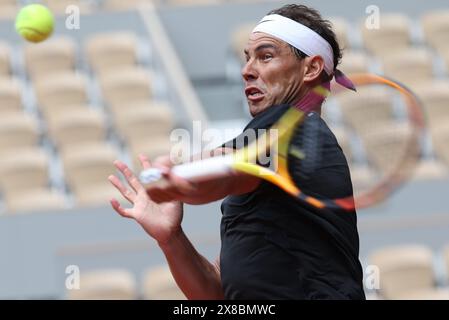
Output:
[303, 56, 325, 84]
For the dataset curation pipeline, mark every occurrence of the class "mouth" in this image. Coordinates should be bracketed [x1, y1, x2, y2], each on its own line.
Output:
[245, 86, 265, 102]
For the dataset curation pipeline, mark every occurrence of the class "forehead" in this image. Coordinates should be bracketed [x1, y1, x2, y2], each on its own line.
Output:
[245, 32, 290, 51]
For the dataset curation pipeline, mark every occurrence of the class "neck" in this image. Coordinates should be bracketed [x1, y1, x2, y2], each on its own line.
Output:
[293, 81, 330, 115]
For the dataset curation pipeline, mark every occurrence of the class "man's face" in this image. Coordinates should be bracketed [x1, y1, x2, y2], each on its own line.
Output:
[242, 32, 306, 116]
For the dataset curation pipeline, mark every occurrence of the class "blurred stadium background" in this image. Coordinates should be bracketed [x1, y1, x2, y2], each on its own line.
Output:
[0, 0, 448, 300]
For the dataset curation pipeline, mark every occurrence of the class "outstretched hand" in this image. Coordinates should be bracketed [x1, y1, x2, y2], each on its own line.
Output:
[108, 155, 183, 245]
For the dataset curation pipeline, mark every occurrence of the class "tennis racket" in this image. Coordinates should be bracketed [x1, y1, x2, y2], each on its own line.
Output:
[139, 73, 425, 211]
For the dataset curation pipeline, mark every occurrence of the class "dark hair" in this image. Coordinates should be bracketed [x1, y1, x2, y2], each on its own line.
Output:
[268, 4, 342, 81]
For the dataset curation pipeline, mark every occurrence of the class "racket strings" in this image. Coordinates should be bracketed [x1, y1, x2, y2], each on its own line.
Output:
[286, 74, 425, 209]
[355, 87, 421, 178]
[335, 75, 424, 207]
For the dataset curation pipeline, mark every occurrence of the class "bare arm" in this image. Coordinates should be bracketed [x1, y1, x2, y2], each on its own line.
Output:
[109, 156, 224, 299]
[159, 229, 223, 299]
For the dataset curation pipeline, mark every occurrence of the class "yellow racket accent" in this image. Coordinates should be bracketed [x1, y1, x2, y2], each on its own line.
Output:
[230, 107, 306, 198]
[304, 196, 326, 209]
[231, 161, 300, 196]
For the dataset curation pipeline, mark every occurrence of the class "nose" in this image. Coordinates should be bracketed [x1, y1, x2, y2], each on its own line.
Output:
[241, 58, 258, 82]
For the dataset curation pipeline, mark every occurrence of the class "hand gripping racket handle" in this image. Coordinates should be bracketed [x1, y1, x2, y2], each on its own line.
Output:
[139, 154, 234, 185]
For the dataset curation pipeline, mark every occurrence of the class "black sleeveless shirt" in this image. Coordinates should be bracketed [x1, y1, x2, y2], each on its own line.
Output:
[220, 104, 365, 300]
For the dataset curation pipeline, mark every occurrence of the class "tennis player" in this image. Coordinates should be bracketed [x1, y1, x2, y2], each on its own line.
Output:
[109, 4, 365, 299]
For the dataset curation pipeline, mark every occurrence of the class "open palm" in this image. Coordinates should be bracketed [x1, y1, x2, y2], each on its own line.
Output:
[108, 155, 183, 245]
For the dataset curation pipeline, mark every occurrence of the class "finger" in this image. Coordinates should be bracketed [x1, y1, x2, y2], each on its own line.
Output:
[108, 175, 136, 204]
[139, 154, 151, 170]
[113, 160, 144, 193]
[110, 198, 134, 219]
[152, 154, 176, 170]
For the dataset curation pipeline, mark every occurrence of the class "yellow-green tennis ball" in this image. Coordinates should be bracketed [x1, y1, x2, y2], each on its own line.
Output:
[15, 4, 54, 43]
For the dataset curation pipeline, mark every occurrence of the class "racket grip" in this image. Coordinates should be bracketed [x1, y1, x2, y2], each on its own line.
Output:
[139, 155, 234, 184]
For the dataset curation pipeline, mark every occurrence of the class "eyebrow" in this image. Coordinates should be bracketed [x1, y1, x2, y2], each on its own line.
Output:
[244, 43, 278, 56]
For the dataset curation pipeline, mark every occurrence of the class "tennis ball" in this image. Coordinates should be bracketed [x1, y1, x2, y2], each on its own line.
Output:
[15, 4, 54, 43]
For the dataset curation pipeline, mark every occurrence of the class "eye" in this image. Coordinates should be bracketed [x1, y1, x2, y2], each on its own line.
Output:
[262, 53, 273, 61]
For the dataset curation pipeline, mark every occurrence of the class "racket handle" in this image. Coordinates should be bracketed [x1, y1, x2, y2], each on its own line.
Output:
[139, 155, 234, 184]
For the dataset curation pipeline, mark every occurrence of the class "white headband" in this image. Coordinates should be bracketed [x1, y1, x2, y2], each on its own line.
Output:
[252, 14, 335, 75]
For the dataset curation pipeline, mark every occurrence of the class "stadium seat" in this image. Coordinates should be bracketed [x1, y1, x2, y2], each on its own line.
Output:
[432, 125, 449, 167]
[381, 48, 434, 91]
[360, 122, 417, 173]
[109, 99, 171, 120]
[0, 77, 22, 114]
[129, 137, 173, 170]
[0, 0, 17, 20]
[43, 0, 93, 16]
[62, 142, 119, 198]
[5, 188, 66, 213]
[75, 182, 124, 207]
[114, 103, 174, 143]
[48, 108, 106, 150]
[396, 288, 449, 300]
[85, 32, 138, 75]
[412, 159, 448, 180]
[336, 87, 395, 133]
[338, 51, 370, 74]
[421, 10, 449, 52]
[369, 244, 435, 300]
[328, 17, 350, 50]
[44, 103, 94, 129]
[414, 80, 449, 129]
[67, 269, 137, 300]
[102, 0, 152, 11]
[24, 37, 77, 81]
[361, 13, 411, 56]
[444, 245, 449, 281]
[142, 265, 186, 300]
[0, 113, 39, 154]
[441, 47, 449, 72]
[0, 147, 49, 195]
[34, 72, 89, 119]
[99, 66, 152, 107]
[0, 42, 11, 75]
